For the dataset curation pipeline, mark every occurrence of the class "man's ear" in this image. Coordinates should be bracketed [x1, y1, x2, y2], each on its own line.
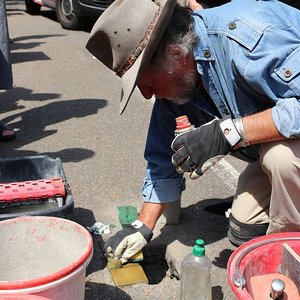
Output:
[165, 44, 192, 69]
[165, 44, 185, 59]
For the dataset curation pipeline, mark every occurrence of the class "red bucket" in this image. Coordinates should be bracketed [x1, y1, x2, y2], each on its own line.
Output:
[227, 232, 300, 300]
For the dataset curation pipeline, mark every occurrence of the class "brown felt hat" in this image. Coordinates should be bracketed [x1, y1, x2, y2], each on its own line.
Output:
[86, 0, 177, 114]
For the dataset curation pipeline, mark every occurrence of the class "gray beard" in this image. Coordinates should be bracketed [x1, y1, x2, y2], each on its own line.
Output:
[166, 81, 198, 105]
[167, 98, 191, 105]
[170, 70, 198, 105]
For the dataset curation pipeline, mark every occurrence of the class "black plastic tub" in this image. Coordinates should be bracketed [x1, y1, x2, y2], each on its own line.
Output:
[0, 155, 74, 221]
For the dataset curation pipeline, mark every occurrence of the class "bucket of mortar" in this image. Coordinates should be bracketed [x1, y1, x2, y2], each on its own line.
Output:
[0, 295, 50, 299]
[227, 232, 300, 300]
[0, 216, 93, 300]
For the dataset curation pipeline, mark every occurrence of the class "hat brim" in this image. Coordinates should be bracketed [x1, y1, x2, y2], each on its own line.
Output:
[119, 0, 177, 114]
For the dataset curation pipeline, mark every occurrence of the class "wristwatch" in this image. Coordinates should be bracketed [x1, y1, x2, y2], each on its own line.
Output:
[233, 118, 250, 148]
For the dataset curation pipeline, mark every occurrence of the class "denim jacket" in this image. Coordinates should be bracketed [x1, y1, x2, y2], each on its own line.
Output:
[142, 0, 300, 204]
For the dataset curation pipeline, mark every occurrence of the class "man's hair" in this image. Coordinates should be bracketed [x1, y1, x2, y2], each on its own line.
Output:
[151, 5, 197, 68]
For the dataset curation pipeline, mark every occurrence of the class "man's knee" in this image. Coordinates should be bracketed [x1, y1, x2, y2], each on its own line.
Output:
[260, 141, 299, 177]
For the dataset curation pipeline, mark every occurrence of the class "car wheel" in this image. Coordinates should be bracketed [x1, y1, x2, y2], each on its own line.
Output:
[56, 0, 86, 30]
[25, 0, 41, 14]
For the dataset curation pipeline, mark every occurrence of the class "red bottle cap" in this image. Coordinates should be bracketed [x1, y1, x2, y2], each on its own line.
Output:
[175, 115, 192, 130]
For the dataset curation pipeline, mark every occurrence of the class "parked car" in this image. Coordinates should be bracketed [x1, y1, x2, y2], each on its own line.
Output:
[25, 0, 114, 30]
[25, 0, 299, 31]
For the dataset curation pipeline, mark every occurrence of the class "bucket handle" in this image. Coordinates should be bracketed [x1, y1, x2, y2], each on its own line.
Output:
[232, 236, 300, 289]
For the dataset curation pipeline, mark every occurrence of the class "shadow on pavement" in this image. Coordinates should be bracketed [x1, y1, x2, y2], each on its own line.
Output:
[85, 282, 132, 300]
[140, 245, 169, 285]
[11, 51, 50, 64]
[71, 207, 107, 275]
[213, 248, 233, 269]
[0, 87, 60, 113]
[213, 286, 225, 300]
[153, 196, 233, 248]
[0, 88, 107, 162]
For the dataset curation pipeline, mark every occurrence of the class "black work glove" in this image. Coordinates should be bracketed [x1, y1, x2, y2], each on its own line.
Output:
[104, 220, 153, 264]
[171, 117, 241, 179]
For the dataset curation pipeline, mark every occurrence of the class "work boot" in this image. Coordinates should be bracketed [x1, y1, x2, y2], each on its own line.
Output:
[227, 214, 269, 246]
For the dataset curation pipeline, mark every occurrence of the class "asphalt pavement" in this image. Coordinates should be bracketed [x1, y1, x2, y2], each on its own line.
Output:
[2, 1, 248, 298]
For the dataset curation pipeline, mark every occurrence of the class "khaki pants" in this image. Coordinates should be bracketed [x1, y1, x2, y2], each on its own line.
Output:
[231, 139, 300, 234]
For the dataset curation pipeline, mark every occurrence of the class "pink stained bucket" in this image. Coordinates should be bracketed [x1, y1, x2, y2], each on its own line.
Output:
[0, 216, 93, 300]
[227, 232, 300, 300]
[0, 295, 50, 299]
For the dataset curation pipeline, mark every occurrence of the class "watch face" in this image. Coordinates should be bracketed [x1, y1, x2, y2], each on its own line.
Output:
[131, 220, 143, 228]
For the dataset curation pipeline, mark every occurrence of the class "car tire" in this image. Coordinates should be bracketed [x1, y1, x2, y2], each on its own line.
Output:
[25, 0, 41, 14]
[56, 0, 86, 30]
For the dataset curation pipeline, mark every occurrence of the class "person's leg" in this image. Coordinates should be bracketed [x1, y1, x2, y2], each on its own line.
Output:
[0, 0, 13, 90]
[260, 139, 300, 234]
[228, 161, 270, 245]
[0, 1, 15, 142]
[229, 140, 300, 245]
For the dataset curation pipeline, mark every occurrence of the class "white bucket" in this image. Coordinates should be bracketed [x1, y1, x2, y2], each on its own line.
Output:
[0, 216, 93, 300]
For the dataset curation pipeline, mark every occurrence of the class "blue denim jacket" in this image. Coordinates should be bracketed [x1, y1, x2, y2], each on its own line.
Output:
[142, 0, 300, 204]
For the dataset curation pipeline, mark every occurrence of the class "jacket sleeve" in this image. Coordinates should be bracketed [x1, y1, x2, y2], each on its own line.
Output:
[197, 0, 300, 138]
[229, 2, 300, 138]
[243, 23, 300, 138]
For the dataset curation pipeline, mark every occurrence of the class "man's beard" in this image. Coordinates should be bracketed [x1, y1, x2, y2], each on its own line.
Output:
[166, 69, 199, 105]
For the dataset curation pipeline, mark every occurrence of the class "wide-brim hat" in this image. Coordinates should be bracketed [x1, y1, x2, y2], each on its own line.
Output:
[86, 0, 177, 114]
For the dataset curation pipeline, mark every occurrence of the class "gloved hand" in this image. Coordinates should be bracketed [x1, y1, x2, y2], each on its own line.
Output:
[104, 220, 153, 264]
[171, 117, 242, 179]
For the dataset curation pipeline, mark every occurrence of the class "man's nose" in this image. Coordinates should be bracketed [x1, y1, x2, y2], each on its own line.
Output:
[138, 85, 154, 99]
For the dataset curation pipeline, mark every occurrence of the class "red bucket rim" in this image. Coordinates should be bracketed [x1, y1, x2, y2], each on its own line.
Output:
[0, 294, 50, 299]
[0, 216, 93, 290]
[227, 232, 300, 299]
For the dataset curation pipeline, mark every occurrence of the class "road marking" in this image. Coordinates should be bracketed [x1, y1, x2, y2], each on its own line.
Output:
[215, 159, 240, 190]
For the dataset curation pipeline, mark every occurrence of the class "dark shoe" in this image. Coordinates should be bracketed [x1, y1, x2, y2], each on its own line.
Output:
[0, 122, 16, 142]
[227, 214, 269, 246]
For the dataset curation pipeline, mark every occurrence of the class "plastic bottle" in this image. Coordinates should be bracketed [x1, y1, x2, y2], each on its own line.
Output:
[180, 239, 212, 300]
[174, 115, 195, 136]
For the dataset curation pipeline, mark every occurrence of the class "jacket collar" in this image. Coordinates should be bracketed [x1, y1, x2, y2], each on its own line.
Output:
[192, 12, 215, 62]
